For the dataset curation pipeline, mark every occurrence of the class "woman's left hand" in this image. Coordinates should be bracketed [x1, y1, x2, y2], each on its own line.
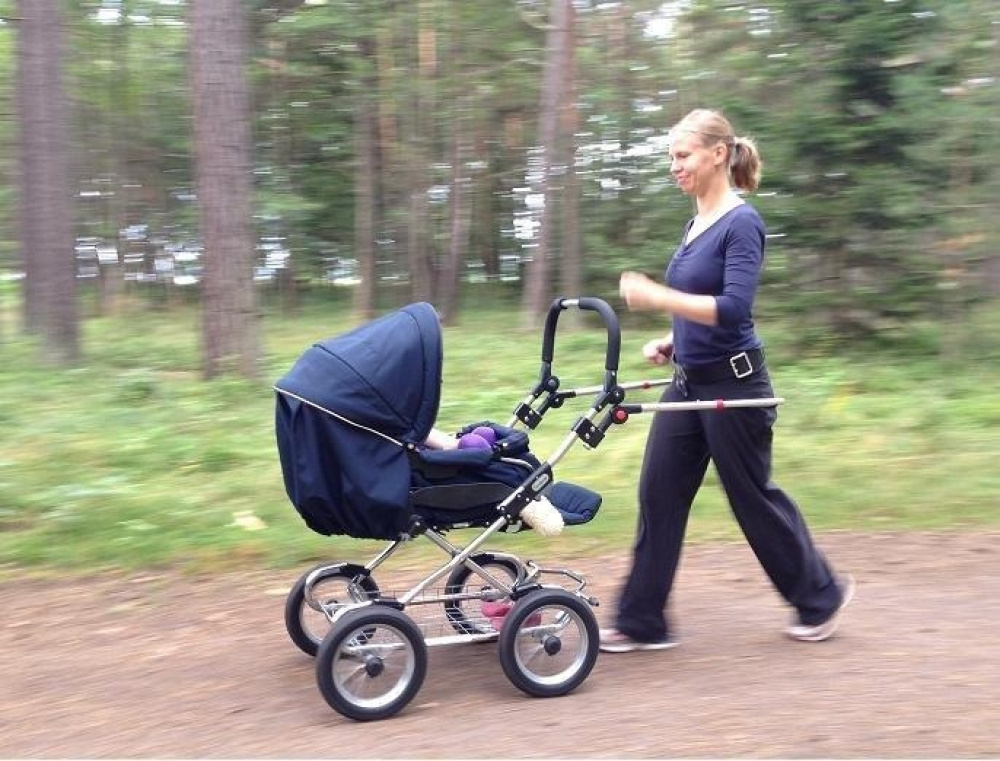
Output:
[619, 271, 664, 311]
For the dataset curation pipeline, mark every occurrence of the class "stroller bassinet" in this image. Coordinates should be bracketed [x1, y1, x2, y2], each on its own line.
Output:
[274, 302, 600, 541]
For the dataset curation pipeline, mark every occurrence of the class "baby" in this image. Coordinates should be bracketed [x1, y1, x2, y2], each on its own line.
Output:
[421, 424, 564, 536]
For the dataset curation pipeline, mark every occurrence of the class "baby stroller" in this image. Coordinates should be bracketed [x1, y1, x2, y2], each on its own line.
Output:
[274, 297, 781, 721]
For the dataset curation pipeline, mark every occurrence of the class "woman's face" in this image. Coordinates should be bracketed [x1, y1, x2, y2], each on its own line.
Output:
[669, 131, 725, 196]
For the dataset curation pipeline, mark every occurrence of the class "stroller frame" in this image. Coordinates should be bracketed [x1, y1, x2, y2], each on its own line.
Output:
[278, 297, 783, 721]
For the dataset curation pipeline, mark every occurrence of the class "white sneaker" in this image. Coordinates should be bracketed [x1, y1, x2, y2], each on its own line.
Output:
[599, 628, 679, 653]
[785, 575, 856, 642]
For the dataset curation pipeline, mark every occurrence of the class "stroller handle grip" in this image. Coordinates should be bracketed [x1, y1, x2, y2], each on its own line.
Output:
[541, 297, 622, 383]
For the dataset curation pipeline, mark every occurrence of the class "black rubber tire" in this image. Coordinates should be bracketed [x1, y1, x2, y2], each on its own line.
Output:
[284, 564, 379, 657]
[443, 554, 523, 635]
[315, 606, 427, 722]
[497, 588, 599, 698]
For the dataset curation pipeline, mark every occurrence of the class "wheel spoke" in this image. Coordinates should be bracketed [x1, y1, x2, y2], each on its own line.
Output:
[343, 640, 406, 657]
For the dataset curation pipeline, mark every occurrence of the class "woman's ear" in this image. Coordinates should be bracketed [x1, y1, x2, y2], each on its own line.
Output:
[713, 142, 728, 167]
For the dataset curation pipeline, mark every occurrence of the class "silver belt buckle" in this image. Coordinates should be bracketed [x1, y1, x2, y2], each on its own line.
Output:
[729, 351, 753, 379]
[672, 361, 688, 394]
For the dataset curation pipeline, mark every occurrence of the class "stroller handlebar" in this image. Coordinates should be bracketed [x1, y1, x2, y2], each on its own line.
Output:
[512, 296, 623, 431]
[541, 297, 621, 389]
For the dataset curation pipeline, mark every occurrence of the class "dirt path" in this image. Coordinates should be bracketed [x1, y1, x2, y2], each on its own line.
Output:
[2, 531, 998, 758]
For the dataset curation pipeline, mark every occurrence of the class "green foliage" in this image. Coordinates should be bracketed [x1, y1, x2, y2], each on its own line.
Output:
[0, 0, 997, 350]
[0, 302, 997, 573]
[657, 0, 999, 348]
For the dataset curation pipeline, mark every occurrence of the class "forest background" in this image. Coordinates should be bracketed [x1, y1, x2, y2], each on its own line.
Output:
[0, 0, 997, 571]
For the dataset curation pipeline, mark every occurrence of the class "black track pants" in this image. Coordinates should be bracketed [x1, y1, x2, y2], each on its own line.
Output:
[614, 368, 842, 641]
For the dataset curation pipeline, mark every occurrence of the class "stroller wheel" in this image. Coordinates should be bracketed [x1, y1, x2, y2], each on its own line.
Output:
[316, 606, 427, 722]
[498, 588, 599, 698]
[444, 554, 523, 636]
[285, 563, 380, 657]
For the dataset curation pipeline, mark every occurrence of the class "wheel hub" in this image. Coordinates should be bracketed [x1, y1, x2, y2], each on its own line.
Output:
[542, 635, 562, 656]
[364, 655, 385, 677]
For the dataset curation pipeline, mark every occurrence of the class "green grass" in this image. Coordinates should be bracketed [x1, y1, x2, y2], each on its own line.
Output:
[1, 293, 998, 575]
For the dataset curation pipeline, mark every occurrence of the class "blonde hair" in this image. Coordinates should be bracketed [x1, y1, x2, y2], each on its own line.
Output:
[671, 109, 763, 192]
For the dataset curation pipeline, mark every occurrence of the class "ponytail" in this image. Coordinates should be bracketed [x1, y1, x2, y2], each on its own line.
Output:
[729, 136, 762, 193]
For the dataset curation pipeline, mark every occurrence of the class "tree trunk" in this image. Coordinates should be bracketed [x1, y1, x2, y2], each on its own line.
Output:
[406, 181, 432, 303]
[406, 0, 437, 304]
[353, 40, 378, 322]
[189, 0, 259, 379]
[375, 20, 399, 302]
[17, 0, 79, 363]
[559, 2, 582, 303]
[521, 0, 571, 325]
[101, 7, 130, 315]
[987, 9, 1000, 295]
[611, 3, 634, 247]
[437, 104, 472, 326]
[17, 0, 43, 334]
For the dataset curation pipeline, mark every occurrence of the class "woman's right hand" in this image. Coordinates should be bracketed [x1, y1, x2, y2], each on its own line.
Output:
[642, 334, 674, 365]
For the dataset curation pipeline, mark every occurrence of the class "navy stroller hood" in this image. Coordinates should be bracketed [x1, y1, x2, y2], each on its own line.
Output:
[274, 303, 443, 539]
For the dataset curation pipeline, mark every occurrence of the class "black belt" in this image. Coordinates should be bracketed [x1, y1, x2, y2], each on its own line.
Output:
[674, 348, 766, 385]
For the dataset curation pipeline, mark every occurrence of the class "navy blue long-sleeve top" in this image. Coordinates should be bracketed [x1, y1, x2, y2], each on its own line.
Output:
[665, 203, 765, 367]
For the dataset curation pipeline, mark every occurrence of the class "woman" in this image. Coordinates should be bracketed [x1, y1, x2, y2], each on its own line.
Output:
[603, 109, 853, 653]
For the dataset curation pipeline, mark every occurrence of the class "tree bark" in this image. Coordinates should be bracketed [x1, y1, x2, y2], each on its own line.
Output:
[17, 0, 43, 334]
[521, 0, 572, 324]
[406, 0, 437, 304]
[559, 2, 582, 304]
[611, 3, 635, 247]
[190, 0, 259, 379]
[17, 0, 79, 363]
[353, 39, 378, 322]
[438, 103, 473, 326]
